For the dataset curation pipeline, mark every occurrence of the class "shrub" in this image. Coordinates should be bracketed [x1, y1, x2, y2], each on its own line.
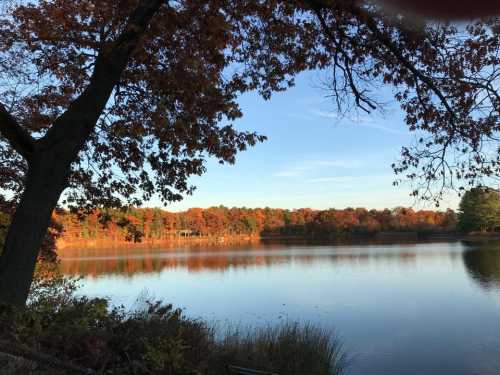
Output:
[0, 268, 346, 375]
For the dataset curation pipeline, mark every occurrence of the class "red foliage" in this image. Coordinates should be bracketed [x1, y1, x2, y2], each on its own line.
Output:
[55, 206, 457, 245]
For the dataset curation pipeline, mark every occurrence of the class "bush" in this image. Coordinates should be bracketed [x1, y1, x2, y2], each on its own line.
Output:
[1, 300, 211, 374]
[0, 268, 346, 375]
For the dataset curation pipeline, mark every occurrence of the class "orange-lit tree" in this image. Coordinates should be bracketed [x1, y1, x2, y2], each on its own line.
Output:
[0, 0, 497, 305]
[55, 205, 457, 243]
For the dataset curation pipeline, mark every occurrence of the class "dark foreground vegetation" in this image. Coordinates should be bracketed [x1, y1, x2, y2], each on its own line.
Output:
[0, 264, 346, 375]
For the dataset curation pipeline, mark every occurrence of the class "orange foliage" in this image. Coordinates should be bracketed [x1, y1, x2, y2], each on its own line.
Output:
[54, 206, 457, 247]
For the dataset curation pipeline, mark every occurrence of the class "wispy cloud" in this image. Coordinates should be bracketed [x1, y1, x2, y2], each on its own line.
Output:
[274, 159, 364, 178]
[306, 176, 356, 184]
[313, 110, 373, 123]
[312, 110, 407, 135]
[313, 110, 342, 121]
[274, 170, 303, 177]
[285, 112, 315, 121]
[355, 122, 407, 135]
[306, 174, 393, 184]
[309, 160, 364, 168]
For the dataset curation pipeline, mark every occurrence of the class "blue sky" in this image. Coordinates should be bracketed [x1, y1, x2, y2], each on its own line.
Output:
[161, 70, 460, 211]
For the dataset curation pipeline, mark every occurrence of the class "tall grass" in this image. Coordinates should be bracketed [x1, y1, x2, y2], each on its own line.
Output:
[0, 267, 348, 374]
[208, 322, 347, 375]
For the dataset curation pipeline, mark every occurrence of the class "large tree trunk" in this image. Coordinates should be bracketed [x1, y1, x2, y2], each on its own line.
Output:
[0, 0, 163, 306]
[0, 152, 70, 306]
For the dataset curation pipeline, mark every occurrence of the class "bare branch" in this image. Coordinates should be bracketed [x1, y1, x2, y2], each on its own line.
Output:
[350, 6, 457, 123]
[312, 6, 377, 112]
[303, 0, 457, 122]
[0, 339, 96, 375]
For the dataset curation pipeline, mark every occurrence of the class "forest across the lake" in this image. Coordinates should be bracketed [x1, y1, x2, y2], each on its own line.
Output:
[54, 206, 459, 248]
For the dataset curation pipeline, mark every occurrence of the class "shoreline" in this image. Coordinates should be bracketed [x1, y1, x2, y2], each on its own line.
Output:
[56, 231, 500, 250]
[56, 235, 261, 250]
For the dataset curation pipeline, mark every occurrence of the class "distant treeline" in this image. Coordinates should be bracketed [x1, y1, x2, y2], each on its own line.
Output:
[55, 206, 457, 244]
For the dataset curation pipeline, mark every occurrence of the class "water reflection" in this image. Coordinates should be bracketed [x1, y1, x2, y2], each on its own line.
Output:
[60, 239, 500, 375]
[58, 240, 459, 278]
[462, 240, 500, 290]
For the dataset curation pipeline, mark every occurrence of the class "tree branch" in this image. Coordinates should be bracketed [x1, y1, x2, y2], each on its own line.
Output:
[40, 0, 165, 155]
[348, 5, 458, 123]
[302, 0, 457, 122]
[0, 339, 96, 375]
[0, 103, 35, 161]
[312, 6, 377, 112]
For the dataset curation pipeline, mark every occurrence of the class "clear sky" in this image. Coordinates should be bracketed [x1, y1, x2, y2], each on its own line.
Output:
[160, 70, 460, 212]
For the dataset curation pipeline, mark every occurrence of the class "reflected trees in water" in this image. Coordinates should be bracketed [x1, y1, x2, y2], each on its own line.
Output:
[462, 242, 500, 290]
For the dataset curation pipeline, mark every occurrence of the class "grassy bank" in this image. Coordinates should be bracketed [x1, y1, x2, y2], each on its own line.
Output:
[0, 265, 347, 375]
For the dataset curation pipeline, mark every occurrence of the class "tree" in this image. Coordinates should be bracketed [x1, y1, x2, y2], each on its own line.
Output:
[0, 0, 498, 305]
[378, 0, 500, 19]
[303, 0, 499, 203]
[0, 0, 274, 304]
[458, 187, 500, 232]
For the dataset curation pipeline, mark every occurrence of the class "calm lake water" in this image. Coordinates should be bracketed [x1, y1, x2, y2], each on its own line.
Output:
[58, 239, 500, 375]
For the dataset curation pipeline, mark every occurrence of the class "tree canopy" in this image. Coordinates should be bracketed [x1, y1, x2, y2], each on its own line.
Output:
[0, 0, 498, 304]
[458, 187, 500, 232]
[0, 0, 498, 209]
[55, 205, 457, 246]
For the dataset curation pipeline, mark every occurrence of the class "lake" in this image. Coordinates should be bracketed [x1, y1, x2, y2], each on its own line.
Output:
[58, 239, 500, 375]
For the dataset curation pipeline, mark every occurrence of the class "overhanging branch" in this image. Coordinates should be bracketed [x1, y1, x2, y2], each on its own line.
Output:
[348, 5, 458, 124]
[40, 0, 165, 154]
[311, 6, 377, 112]
[0, 103, 34, 161]
[303, 0, 457, 124]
